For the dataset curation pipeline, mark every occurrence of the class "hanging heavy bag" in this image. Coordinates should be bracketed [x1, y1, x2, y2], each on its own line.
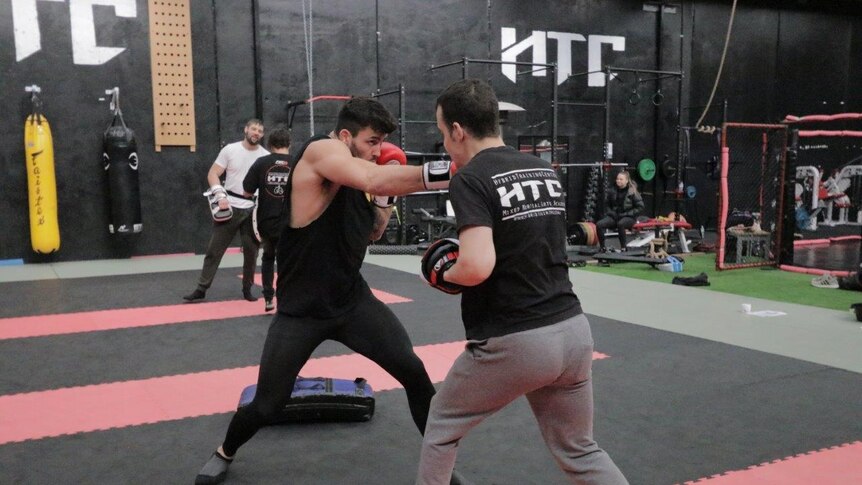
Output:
[24, 86, 60, 253]
[103, 109, 142, 234]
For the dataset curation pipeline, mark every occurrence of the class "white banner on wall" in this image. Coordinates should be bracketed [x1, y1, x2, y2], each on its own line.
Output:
[501, 27, 625, 87]
[12, 0, 137, 65]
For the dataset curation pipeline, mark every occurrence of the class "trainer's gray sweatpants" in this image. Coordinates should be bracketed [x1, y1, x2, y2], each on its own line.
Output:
[196, 207, 259, 291]
[416, 314, 628, 485]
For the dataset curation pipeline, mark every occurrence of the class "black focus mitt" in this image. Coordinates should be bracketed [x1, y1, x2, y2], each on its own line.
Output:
[420, 238, 464, 294]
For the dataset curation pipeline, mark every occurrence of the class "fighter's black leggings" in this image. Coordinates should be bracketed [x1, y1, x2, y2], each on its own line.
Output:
[221, 288, 436, 456]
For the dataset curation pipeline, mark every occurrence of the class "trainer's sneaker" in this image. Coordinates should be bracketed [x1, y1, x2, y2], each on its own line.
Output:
[195, 452, 232, 485]
[183, 289, 206, 302]
[811, 274, 839, 289]
[242, 288, 259, 302]
[264, 298, 274, 312]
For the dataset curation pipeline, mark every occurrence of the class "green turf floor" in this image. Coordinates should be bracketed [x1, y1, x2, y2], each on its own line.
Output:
[575, 252, 861, 311]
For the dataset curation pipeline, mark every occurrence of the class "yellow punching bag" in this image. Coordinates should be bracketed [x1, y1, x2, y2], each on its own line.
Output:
[24, 85, 60, 253]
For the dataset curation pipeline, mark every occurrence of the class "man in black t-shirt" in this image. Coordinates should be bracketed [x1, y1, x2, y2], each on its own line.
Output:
[417, 79, 628, 485]
[243, 125, 292, 312]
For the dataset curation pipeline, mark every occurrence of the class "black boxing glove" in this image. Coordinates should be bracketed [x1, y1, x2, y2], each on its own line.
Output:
[420, 238, 464, 294]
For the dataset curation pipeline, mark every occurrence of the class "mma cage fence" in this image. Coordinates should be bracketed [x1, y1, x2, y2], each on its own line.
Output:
[717, 113, 862, 274]
[783, 114, 862, 275]
[717, 123, 788, 270]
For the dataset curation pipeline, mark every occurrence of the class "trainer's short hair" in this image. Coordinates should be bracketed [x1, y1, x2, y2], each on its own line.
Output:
[335, 97, 397, 136]
[267, 124, 291, 149]
[436, 79, 500, 139]
[245, 118, 264, 129]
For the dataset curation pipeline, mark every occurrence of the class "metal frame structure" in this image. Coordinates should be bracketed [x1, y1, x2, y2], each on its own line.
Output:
[284, 84, 426, 151]
[371, 84, 414, 151]
[429, 57, 559, 164]
[565, 66, 684, 218]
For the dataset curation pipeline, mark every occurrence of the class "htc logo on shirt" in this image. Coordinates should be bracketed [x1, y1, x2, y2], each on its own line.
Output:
[267, 172, 289, 184]
[493, 168, 565, 221]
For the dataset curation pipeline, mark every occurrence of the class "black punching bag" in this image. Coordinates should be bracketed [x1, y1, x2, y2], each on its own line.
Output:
[103, 107, 142, 234]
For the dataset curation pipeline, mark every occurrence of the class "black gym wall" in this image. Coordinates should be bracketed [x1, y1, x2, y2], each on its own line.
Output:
[0, 0, 860, 262]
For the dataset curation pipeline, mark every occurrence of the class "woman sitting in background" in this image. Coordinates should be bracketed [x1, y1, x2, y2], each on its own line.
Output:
[596, 170, 644, 251]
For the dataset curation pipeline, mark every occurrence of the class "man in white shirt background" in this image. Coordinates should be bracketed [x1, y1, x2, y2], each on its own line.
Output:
[183, 119, 269, 302]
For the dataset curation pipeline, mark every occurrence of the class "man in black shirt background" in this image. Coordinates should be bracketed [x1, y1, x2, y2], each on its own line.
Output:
[243, 124, 292, 312]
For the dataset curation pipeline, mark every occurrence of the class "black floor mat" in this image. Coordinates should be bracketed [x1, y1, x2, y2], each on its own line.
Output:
[0, 263, 860, 484]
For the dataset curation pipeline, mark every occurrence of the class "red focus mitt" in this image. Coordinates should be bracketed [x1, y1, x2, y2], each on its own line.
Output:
[372, 142, 407, 208]
[420, 238, 464, 295]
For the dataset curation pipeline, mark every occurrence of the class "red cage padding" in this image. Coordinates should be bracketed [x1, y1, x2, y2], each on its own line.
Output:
[798, 130, 862, 138]
[784, 113, 862, 123]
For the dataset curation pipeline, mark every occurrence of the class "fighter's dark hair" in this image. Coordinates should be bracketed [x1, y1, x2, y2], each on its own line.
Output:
[267, 124, 291, 149]
[436, 79, 500, 139]
[335, 97, 397, 136]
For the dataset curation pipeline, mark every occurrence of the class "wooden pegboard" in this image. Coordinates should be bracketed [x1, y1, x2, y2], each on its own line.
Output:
[148, 0, 196, 152]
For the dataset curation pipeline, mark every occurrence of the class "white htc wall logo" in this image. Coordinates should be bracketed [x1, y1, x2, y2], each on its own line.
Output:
[12, 0, 137, 65]
[501, 27, 625, 87]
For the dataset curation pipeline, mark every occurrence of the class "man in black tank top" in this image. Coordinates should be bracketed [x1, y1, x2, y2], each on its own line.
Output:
[195, 98, 464, 485]
[416, 80, 628, 484]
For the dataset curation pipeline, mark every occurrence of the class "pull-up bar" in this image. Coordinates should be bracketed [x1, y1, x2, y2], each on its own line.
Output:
[607, 66, 683, 77]
[285, 95, 352, 132]
[568, 66, 682, 79]
[429, 57, 556, 74]
[285, 95, 351, 109]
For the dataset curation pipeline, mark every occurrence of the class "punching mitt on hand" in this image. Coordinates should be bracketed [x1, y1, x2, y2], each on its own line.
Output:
[421, 238, 464, 294]
[204, 185, 232, 222]
[372, 142, 408, 208]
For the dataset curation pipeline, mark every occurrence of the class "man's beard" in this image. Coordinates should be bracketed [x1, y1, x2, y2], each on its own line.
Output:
[348, 140, 362, 159]
[246, 134, 260, 146]
[348, 140, 374, 162]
